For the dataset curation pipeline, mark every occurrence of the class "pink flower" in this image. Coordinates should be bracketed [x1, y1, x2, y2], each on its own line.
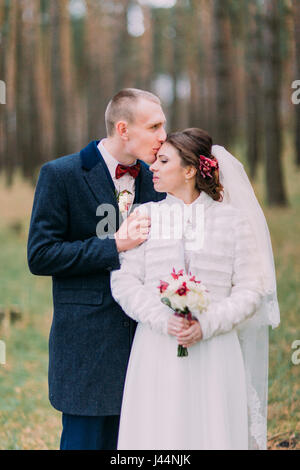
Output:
[175, 282, 190, 296]
[158, 280, 169, 294]
[189, 275, 201, 284]
[199, 155, 219, 179]
[171, 268, 184, 280]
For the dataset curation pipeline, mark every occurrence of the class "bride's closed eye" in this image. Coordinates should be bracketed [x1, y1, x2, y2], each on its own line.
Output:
[157, 155, 168, 164]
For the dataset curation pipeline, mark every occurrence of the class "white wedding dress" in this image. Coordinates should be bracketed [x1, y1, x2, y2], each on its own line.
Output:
[111, 192, 264, 450]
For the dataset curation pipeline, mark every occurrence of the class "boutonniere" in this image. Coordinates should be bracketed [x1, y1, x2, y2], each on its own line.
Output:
[115, 189, 134, 215]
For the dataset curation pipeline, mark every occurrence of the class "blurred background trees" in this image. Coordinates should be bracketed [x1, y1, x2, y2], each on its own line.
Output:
[0, 0, 298, 206]
[293, 0, 300, 167]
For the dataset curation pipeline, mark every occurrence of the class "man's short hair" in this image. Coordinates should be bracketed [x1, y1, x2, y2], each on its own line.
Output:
[105, 88, 161, 136]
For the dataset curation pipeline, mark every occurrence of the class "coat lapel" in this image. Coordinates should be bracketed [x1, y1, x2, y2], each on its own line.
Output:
[81, 141, 121, 231]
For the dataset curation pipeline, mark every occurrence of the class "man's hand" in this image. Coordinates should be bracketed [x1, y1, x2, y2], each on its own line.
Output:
[176, 320, 203, 347]
[114, 211, 151, 252]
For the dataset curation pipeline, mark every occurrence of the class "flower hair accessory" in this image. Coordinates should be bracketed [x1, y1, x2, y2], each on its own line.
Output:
[199, 154, 219, 179]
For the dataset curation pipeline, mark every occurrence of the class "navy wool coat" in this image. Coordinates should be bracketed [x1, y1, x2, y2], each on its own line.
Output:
[27, 141, 166, 416]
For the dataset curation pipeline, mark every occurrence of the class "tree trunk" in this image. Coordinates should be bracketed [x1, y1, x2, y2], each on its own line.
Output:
[170, 4, 183, 132]
[245, 0, 263, 179]
[213, 0, 235, 148]
[50, 0, 76, 157]
[114, 0, 132, 92]
[85, 0, 106, 139]
[0, 0, 6, 172]
[293, 0, 300, 166]
[186, 0, 202, 129]
[32, 0, 54, 165]
[17, 0, 44, 181]
[137, 5, 153, 91]
[263, 0, 288, 206]
[4, 0, 18, 185]
[199, 0, 217, 137]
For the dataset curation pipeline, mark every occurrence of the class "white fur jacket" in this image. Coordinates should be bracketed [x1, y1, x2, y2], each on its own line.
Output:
[110, 191, 264, 341]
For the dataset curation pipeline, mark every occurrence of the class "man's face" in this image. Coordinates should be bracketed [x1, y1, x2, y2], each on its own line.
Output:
[126, 99, 167, 164]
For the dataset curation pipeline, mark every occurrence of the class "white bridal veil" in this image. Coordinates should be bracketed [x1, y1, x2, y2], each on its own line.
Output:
[211, 145, 280, 450]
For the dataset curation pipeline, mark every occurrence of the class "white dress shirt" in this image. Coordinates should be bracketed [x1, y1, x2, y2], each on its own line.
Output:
[97, 140, 136, 217]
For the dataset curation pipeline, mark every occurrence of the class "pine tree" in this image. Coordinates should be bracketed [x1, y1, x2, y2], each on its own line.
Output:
[263, 0, 288, 206]
[293, 0, 300, 166]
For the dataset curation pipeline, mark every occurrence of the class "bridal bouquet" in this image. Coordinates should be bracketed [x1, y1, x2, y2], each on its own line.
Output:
[158, 268, 209, 357]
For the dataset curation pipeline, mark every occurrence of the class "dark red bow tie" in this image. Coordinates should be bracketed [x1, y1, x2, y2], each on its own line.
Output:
[115, 162, 141, 179]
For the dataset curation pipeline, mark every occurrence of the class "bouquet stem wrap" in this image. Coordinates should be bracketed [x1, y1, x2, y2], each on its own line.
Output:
[174, 310, 193, 357]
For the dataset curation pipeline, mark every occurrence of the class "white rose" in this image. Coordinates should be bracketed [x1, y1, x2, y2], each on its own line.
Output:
[185, 291, 202, 314]
[186, 290, 209, 315]
[168, 293, 187, 312]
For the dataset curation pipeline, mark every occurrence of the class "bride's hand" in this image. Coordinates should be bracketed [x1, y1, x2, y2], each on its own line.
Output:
[167, 315, 190, 337]
[176, 320, 203, 348]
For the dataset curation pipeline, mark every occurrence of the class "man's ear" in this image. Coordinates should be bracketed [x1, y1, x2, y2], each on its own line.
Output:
[116, 121, 129, 140]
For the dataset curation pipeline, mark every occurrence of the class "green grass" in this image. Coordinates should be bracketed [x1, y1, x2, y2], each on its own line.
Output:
[248, 141, 300, 449]
[0, 223, 61, 450]
[0, 146, 299, 449]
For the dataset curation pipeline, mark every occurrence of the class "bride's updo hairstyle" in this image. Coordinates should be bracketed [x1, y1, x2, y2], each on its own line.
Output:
[166, 128, 223, 202]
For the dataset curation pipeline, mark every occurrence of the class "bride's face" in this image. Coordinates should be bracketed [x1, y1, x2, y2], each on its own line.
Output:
[149, 142, 194, 193]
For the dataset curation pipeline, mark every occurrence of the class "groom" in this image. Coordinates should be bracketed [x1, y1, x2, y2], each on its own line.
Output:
[27, 88, 167, 450]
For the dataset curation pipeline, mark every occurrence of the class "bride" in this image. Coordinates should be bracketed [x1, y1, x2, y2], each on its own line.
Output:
[110, 128, 280, 450]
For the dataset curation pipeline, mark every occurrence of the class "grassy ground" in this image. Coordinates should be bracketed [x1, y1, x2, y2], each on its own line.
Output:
[0, 148, 299, 450]
[0, 176, 61, 449]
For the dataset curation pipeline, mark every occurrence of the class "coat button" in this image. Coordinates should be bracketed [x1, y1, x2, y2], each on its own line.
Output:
[123, 321, 129, 327]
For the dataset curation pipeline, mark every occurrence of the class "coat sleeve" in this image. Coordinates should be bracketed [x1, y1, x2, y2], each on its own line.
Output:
[110, 241, 173, 335]
[27, 162, 120, 277]
[197, 213, 264, 340]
